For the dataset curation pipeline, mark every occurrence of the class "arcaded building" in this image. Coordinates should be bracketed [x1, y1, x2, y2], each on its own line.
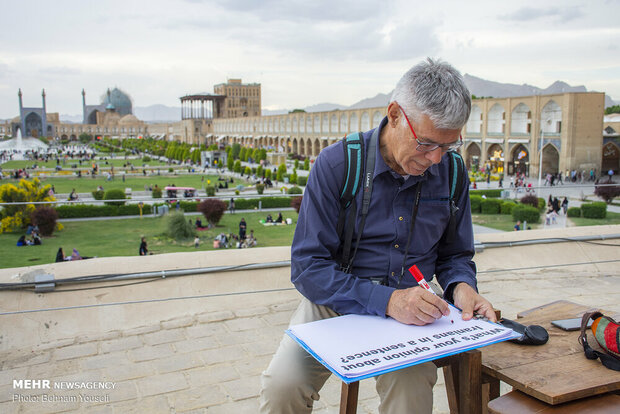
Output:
[212, 92, 611, 177]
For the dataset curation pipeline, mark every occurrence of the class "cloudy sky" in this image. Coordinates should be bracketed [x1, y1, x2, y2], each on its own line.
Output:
[1, 0, 619, 119]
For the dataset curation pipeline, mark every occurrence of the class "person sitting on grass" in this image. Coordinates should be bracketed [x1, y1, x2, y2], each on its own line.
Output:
[275, 212, 283, 224]
[265, 213, 273, 223]
[70, 248, 82, 260]
[55, 247, 65, 262]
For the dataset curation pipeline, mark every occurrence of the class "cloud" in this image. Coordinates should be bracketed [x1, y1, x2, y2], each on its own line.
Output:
[500, 6, 584, 23]
[37, 66, 81, 76]
[195, 0, 378, 23]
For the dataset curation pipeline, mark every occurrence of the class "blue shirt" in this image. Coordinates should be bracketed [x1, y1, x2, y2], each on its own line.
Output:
[291, 117, 477, 317]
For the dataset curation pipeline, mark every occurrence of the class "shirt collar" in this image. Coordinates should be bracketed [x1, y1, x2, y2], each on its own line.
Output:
[372, 116, 440, 181]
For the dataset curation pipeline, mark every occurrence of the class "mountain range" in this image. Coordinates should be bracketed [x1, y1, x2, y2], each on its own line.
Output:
[60, 76, 617, 123]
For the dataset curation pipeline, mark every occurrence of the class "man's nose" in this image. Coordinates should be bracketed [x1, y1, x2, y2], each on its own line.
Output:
[425, 147, 443, 164]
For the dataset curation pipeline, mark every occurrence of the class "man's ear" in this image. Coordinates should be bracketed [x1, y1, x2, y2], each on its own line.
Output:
[387, 102, 401, 128]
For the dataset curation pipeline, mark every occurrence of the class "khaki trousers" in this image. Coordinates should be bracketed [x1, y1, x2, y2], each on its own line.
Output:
[259, 297, 438, 413]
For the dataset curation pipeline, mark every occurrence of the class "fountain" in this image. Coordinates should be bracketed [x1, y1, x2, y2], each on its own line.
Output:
[0, 129, 49, 160]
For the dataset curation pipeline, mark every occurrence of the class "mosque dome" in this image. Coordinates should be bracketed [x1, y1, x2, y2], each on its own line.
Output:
[100, 87, 133, 116]
[119, 114, 139, 124]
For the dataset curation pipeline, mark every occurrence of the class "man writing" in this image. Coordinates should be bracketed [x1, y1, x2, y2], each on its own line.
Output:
[260, 58, 496, 413]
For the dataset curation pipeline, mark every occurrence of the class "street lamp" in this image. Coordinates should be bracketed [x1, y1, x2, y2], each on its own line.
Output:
[538, 118, 551, 187]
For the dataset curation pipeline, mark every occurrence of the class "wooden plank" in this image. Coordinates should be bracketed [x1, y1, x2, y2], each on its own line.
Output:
[482, 301, 620, 405]
[458, 350, 482, 414]
[488, 390, 620, 414]
[483, 302, 604, 372]
[487, 353, 620, 405]
[443, 364, 459, 413]
[340, 381, 359, 414]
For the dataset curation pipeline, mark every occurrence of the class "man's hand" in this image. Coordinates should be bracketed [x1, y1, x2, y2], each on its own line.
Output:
[452, 283, 496, 322]
[386, 287, 450, 325]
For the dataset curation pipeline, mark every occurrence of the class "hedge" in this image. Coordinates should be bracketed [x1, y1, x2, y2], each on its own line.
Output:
[480, 198, 502, 214]
[179, 201, 198, 212]
[567, 207, 581, 218]
[92, 190, 105, 200]
[56, 204, 153, 218]
[54, 197, 299, 219]
[470, 195, 482, 213]
[104, 189, 126, 206]
[227, 197, 294, 210]
[512, 204, 541, 224]
[297, 176, 307, 186]
[470, 189, 502, 198]
[581, 202, 607, 219]
[500, 201, 517, 215]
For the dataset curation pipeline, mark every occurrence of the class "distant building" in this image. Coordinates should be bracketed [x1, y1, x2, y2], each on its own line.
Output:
[213, 79, 261, 118]
[211, 92, 614, 177]
[83, 87, 133, 124]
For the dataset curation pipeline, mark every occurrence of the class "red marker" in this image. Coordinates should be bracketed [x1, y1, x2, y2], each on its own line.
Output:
[409, 265, 453, 322]
[408, 265, 434, 294]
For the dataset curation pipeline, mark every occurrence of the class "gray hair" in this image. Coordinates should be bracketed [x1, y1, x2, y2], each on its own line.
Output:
[390, 58, 471, 129]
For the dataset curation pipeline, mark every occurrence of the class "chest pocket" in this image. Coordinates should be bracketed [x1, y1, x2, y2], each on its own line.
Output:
[411, 197, 451, 253]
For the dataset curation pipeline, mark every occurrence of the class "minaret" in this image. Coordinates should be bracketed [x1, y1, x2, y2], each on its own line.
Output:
[82, 89, 87, 124]
[18, 89, 24, 138]
[41, 89, 48, 138]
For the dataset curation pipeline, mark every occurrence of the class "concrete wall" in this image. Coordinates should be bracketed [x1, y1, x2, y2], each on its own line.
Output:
[1, 225, 619, 352]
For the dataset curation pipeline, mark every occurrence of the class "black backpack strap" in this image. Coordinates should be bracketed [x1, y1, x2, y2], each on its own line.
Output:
[338, 128, 378, 273]
[447, 151, 466, 243]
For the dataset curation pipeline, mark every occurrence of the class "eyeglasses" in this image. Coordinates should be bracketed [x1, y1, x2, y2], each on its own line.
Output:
[398, 104, 463, 153]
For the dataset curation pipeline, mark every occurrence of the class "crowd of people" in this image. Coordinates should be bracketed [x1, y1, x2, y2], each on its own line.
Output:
[212, 230, 257, 249]
[16, 225, 42, 246]
[544, 194, 569, 225]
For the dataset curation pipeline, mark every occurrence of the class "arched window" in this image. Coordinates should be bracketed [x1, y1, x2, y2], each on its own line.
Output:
[361, 112, 370, 131]
[340, 114, 348, 133]
[487, 104, 505, 134]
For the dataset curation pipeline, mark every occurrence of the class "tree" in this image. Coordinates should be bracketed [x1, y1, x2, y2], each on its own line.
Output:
[291, 196, 303, 213]
[231, 143, 241, 159]
[31, 206, 59, 236]
[595, 178, 620, 203]
[605, 105, 620, 115]
[258, 148, 267, 162]
[277, 163, 287, 181]
[78, 133, 92, 144]
[227, 155, 234, 171]
[197, 199, 227, 227]
[0, 178, 54, 234]
[234, 160, 242, 173]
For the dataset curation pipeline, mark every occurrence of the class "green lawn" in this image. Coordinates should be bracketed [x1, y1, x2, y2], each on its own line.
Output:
[570, 211, 620, 226]
[1, 157, 169, 169]
[0, 211, 298, 269]
[1, 174, 246, 194]
[471, 213, 542, 231]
